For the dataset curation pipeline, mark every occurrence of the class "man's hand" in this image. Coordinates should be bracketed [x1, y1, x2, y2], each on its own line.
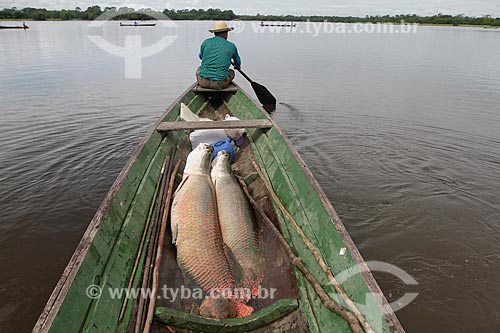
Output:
[231, 61, 241, 70]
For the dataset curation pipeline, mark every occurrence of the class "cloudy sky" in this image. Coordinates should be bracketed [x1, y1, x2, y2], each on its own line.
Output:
[2, 0, 499, 16]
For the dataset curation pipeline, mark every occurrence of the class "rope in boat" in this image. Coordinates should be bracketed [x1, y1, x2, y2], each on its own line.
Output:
[251, 161, 374, 333]
[135, 148, 176, 332]
[144, 160, 182, 333]
[118, 156, 170, 322]
[235, 174, 364, 333]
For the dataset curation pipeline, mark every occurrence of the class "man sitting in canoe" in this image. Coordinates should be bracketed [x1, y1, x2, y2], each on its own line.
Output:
[196, 21, 241, 90]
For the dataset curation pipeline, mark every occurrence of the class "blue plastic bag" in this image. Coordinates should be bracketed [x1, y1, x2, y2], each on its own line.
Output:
[211, 138, 235, 162]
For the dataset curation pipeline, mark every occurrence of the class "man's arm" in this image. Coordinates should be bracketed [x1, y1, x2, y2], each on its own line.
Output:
[232, 45, 241, 68]
[199, 42, 204, 60]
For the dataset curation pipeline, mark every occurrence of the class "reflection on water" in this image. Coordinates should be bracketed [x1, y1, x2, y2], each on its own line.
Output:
[1, 21, 500, 332]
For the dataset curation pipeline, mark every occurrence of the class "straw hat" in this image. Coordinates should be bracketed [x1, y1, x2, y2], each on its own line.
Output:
[209, 21, 234, 33]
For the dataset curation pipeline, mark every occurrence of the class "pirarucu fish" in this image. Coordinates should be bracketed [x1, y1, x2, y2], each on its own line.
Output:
[211, 150, 265, 300]
[170, 144, 252, 318]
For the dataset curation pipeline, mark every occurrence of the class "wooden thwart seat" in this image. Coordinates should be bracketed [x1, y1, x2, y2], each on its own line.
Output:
[192, 84, 239, 93]
[154, 299, 298, 332]
[157, 120, 273, 132]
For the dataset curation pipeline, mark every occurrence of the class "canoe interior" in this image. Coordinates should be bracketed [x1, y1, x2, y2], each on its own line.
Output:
[144, 100, 306, 333]
[34, 84, 403, 333]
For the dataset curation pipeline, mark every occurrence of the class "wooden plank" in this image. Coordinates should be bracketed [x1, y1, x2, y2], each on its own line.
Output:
[192, 84, 238, 93]
[156, 120, 273, 132]
[154, 299, 298, 332]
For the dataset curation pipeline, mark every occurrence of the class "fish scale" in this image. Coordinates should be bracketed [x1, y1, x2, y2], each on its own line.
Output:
[172, 144, 255, 318]
[172, 173, 235, 293]
[212, 151, 266, 297]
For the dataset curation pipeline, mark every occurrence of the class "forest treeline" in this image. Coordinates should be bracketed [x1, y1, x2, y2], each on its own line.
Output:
[1, 6, 499, 26]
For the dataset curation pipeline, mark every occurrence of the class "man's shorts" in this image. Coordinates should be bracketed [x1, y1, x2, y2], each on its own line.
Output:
[196, 67, 235, 90]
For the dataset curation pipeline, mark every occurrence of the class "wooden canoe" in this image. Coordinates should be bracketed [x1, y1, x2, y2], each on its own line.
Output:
[33, 83, 405, 332]
[259, 23, 296, 27]
[120, 23, 157, 27]
[0, 25, 29, 29]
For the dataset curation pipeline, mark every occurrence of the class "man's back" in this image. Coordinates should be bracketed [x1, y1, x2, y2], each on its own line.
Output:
[199, 36, 240, 81]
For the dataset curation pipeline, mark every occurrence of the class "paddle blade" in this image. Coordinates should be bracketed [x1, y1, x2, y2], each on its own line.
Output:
[251, 81, 277, 106]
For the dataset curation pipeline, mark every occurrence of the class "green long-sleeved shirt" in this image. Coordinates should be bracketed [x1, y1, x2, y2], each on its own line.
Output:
[199, 36, 241, 80]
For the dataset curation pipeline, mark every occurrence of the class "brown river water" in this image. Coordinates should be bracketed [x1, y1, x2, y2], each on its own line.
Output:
[1, 21, 499, 332]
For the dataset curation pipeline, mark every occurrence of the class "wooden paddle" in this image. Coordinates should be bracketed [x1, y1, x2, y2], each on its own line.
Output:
[234, 66, 277, 106]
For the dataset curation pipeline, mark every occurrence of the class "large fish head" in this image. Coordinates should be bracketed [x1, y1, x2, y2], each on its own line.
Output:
[183, 143, 214, 176]
[211, 150, 232, 182]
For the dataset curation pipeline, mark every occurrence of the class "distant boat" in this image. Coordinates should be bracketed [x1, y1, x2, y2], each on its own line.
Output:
[120, 22, 156, 27]
[0, 23, 29, 30]
[260, 21, 297, 27]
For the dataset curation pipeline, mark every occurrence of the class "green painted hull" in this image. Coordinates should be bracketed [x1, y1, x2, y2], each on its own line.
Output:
[34, 84, 404, 333]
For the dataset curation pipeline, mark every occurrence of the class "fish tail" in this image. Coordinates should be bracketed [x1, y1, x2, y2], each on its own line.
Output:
[250, 271, 265, 297]
[233, 301, 254, 318]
